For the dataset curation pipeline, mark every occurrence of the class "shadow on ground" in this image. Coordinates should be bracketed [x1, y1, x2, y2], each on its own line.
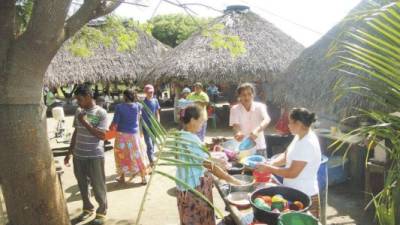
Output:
[328, 181, 377, 225]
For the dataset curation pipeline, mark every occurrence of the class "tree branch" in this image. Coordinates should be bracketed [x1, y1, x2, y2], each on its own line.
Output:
[64, 0, 122, 41]
[21, 0, 72, 46]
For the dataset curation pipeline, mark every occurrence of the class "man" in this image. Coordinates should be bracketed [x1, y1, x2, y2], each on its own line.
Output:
[142, 84, 161, 165]
[207, 82, 219, 103]
[64, 85, 108, 225]
[229, 83, 271, 157]
[187, 82, 209, 141]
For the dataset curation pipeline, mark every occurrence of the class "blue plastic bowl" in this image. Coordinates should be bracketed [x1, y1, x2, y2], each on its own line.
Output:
[243, 155, 266, 169]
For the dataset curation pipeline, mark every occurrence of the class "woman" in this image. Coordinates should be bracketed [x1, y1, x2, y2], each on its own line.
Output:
[255, 107, 321, 218]
[229, 83, 271, 156]
[176, 105, 242, 225]
[110, 89, 150, 184]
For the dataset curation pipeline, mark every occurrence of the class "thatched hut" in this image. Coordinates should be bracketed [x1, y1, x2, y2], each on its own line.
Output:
[146, 5, 304, 84]
[44, 27, 169, 88]
[271, 0, 384, 123]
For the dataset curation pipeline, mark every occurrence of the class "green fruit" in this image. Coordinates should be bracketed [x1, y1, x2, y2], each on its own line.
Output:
[254, 198, 271, 211]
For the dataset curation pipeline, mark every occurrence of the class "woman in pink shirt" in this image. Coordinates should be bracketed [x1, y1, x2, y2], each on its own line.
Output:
[229, 83, 271, 156]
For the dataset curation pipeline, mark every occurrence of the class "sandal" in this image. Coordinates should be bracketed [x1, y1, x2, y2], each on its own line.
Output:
[141, 177, 147, 185]
[115, 176, 125, 184]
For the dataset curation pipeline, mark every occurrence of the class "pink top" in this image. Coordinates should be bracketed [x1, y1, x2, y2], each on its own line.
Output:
[229, 102, 271, 150]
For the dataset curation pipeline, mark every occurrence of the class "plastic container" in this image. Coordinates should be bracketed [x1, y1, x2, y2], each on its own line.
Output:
[51, 107, 65, 121]
[278, 212, 319, 225]
[250, 186, 311, 225]
[242, 155, 266, 169]
[327, 155, 349, 186]
[253, 170, 271, 183]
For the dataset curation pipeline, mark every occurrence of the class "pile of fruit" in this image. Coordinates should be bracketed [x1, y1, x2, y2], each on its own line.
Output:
[253, 194, 305, 213]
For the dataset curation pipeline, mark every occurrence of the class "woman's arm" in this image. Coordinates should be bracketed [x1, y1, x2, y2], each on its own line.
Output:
[255, 160, 307, 179]
[270, 151, 287, 167]
[203, 160, 242, 185]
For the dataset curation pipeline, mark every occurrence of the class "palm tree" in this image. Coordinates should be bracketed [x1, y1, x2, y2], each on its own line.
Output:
[335, 2, 400, 224]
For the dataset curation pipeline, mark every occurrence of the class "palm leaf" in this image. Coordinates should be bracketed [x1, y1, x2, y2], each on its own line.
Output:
[333, 2, 400, 224]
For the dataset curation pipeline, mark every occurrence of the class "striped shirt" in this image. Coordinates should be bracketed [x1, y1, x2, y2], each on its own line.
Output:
[73, 106, 108, 158]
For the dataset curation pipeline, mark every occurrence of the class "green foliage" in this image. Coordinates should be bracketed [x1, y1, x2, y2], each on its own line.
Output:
[335, 2, 400, 224]
[202, 23, 247, 58]
[15, 0, 33, 34]
[68, 16, 138, 57]
[149, 14, 209, 47]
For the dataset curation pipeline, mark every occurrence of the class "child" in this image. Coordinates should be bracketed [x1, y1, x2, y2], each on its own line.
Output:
[141, 84, 161, 165]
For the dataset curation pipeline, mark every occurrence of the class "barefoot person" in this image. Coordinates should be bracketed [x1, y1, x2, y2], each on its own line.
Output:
[255, 108, 322, 218]
[176, 105, 242, 225]
[110, 89, 150, 184]
[64, 85, 108, 225]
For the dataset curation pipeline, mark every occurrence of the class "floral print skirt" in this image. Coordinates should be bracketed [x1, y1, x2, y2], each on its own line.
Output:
[114, 132, 151, 176]
[176, 172, 215, 225]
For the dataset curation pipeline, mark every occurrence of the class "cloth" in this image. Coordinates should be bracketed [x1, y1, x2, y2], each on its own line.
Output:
[73, 106, 108, 158]
[114, 132, 151, 176]
[112, 103, 142, 134]
[177, 98, 193, 110]
[176, 131, 208, 191]
[73, 157, 107, 215]
[196, 121, 207, 142]
[309, 194, 320, 219]
[207, 85, 219, 96]
[207, 85, 219, 103]
[45, 91, 56, 106]
[142, 98, 160, 125]
[283, 130, 322, 196]
[229, 102, 271, 150]
[177, 98, 193, 120]
[176, 172, 215, 225]
[275, 111, 290, 135]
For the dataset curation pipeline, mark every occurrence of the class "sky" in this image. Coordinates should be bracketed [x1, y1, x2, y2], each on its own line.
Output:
[112, 0, 362, 47]
[70, 0, 362, 47]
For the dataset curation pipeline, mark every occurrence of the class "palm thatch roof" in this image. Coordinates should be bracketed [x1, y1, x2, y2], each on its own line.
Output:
[146, 6, 304, 84]
[44, 27, 169, 88]
[271, 0, 386, 122]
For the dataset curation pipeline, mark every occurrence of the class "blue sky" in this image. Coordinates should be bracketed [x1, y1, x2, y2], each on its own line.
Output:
[75, 0, 362, 47]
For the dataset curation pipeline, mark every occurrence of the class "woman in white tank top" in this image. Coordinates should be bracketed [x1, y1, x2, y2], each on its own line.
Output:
[255, 107, 321, 218]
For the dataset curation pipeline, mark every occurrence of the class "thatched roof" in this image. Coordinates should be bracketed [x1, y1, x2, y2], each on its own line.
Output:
[146, 6, 304, 84]
[44, 27, 169, 88]
[271, 0, 386, 122]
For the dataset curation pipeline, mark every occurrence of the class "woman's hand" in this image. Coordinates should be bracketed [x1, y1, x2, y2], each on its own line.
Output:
[229, 177, 245, 185]
[249, 130, 258, 140]
[255, 163, 272, 173]
[234, 131, 245, 141]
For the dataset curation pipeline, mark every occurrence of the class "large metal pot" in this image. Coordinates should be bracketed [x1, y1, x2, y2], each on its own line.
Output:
[230, 174, 255, 192]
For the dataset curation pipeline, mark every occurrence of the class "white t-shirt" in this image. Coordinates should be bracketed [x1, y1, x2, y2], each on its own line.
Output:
[229, 102, 271, 150]
[283, 130, 321, 196]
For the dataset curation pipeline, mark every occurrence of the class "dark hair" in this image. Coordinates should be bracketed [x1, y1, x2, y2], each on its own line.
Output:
[74, 84, 93, 97]
[123, 89, 138, 102]
[236, 83, 255, 95]
[182, 105, 202, 124]
[289, 107, 317, 127]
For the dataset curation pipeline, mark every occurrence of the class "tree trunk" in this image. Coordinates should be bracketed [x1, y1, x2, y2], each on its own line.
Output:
[0, 104, 70, 225]
[0, 43, 70, 224]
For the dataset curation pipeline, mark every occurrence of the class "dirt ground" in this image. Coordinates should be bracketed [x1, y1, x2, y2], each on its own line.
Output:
[1, 108, 377, 225]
